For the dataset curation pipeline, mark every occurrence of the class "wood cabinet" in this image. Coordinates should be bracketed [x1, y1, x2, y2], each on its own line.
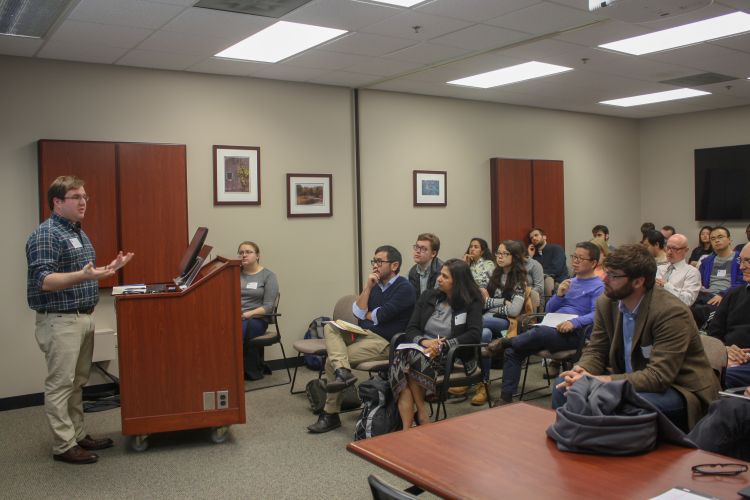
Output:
[38, 140, 188, 286]
[490, 158, 565, 250]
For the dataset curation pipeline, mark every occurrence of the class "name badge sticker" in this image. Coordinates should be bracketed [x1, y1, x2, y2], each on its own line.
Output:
[716, 270, 727, 277]
[69, 238, 82, 249]
[641, 345, 653, 359]
[246, 282, 258, 289]
[454, 312, 467, 325]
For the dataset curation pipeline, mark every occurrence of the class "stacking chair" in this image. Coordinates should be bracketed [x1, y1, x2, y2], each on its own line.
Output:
[368, 475, 421, 500]
[245, 293, 292, 392]
[699, 334, 727, 389]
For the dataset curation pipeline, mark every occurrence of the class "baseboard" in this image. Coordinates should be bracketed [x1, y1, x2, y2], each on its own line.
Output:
[1, 356, 305, 411]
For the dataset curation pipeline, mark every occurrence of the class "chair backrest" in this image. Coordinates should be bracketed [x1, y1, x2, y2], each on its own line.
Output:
[368, 475, 418, 500]
[529, 288, 541, 312]
[507, 288, 535, 338]
[266, 293, 281, 325]
[700, 334, 727, 388]
[333, 294, 358, 323]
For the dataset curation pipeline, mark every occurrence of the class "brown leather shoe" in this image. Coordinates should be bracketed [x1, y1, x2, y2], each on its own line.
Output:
[53, 445, 98, 464]
[78, 435, 114, 451]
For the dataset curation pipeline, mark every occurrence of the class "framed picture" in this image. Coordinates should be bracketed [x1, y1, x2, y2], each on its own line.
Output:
[213, 145, 260, 205]
[287, 174, 332, 217]
[413, 170, 447, 207]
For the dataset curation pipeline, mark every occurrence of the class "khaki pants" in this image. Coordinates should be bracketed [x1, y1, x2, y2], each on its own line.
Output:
[322, 324, 389, 414]
[35, 312, 94, 454]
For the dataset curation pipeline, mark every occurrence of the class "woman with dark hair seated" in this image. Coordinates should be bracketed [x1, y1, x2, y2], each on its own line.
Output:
[689, 225, 713, 267]
[389, 259, 482, 429]
[463, 237, 496, 288]
[238, 241, 279, 380]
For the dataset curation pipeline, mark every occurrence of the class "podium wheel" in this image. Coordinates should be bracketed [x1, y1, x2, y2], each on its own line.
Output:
[129, 435, 149, 452]
[210, 426, 229, 444]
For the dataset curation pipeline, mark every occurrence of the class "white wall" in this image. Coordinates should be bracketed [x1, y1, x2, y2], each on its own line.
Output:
[639, 105, 750, 250]
[2, 54, 651, 399]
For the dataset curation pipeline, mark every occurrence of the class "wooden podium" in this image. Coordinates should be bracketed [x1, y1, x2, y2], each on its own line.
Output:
[115, 257, 245, 449]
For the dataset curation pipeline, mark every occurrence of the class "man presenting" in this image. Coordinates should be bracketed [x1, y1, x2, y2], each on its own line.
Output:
[407, 233, 442, 296]
[655, 233, 701, 306]
[308, 245, 415, 434]
[26, 176, 133, 464]
[553, 244, 718, 430]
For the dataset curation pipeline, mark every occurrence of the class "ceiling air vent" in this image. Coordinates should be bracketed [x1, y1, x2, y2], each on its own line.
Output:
[0, 0, 73, 38]
[660, 72, 739, 87]
[193, 0, 314, 19]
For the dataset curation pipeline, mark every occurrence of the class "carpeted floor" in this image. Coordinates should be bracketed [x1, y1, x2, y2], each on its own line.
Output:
[0, 363, 554, 499]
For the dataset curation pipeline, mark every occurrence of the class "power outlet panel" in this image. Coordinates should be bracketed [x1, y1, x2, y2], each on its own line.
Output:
[216, 390, 229, 409]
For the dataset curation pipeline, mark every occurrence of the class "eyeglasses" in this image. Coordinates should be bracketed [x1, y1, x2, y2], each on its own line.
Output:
[65, 194, 90, 202]
[737, 257, 750, 266]
[495, 251, 511, 257]
[604, 271, 628, 280]
[413, 245, 430, 254]
[569, 254, 594, 263]
[665, 245, 687, 252]
[691, 463, 748, 476]
[370, 259, 393, 267]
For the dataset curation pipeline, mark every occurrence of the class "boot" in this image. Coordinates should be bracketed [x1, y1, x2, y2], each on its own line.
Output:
[448, 386, 468, 396]
[471, 383, 488, 406]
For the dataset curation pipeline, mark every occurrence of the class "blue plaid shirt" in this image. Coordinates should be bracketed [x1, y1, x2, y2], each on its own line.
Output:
[26, 213, 98, 312]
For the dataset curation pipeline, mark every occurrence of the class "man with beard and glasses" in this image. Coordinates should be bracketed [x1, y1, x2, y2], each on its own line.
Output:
[552, 244, 719, 430]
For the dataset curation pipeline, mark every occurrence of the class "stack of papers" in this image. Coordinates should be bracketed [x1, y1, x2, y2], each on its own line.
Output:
[112, 284, 147, 295]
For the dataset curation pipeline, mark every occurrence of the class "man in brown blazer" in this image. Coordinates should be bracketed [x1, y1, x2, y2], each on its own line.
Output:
[554, 244, 719, 430]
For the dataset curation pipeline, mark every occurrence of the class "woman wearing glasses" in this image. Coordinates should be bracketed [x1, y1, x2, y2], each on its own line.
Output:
[238, 241, 279, 381]
[389, 259, 482, 429]
[463, 237, 496, 288]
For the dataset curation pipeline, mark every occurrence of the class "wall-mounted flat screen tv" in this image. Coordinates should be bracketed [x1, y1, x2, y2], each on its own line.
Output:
[694, 144, 750, 221]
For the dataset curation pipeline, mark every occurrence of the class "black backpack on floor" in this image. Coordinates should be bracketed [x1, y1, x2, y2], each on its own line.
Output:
[354, 375, 402, 440]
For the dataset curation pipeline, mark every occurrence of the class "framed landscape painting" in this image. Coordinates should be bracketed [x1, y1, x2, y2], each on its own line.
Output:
[213, 145, 260, 205]
[287, 173, 332, 217]
[413, 170, 447, 207]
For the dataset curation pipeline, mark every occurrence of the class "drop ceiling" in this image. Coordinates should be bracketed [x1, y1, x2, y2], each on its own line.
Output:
[2, 0, 750, 118]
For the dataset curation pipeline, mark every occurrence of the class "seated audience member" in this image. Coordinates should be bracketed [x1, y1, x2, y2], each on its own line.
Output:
[643, 230, 668, 265]
[465, 240, 528, 405]
[735, 223, 750, 253]
[389, 259, 482, 428]
[238, 241, 279, 381]
[640, 222, 656, 244]
[308, 245, 416, 434]
[688, 388, 750, 461]
[590, 237, 609, 281]
[692, 226, 743, 327]
[463, 237, 495, 288]
[689, 225, 713, 267]
[708, 243, 750, 388]
[528, 227, 569, 286]
[655, 234, 701, 307]
[661, 225, 676, 240]
[592, 224, 615, 252]
[408, 233, 442, 296]
[553, 244, 720, 431]
[488, 242, 604, 404]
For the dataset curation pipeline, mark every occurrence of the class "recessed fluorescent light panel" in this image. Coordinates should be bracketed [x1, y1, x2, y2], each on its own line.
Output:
[215, 21, 346, 63]
[600, 88, 710, 107]
[448, 61, 573, 89]
[599, 11, 750, 55]
[367, 0, 426, 6]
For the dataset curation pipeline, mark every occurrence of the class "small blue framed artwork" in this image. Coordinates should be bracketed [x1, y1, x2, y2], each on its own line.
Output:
[413, 170, 447, 207]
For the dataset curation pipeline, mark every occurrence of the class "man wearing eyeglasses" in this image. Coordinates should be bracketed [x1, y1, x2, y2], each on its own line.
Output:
[487, 241, 604, 404]
[655, 234, 701, 306]
[554, 244, 719, 430]
[693, 226, 744, 327]
[308, 245, 415, 434]
[26, 176, 133, 464]
[407, 233, 443, 296]
[708, 243, 750, 388]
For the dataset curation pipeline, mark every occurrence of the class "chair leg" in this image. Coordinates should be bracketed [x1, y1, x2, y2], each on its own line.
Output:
[290, 353, 304, 394]
[519, 358, 530, 401]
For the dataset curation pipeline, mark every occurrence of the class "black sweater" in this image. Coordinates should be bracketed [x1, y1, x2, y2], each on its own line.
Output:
[403, 289, 482, 348]
[709, 284, 750, 347]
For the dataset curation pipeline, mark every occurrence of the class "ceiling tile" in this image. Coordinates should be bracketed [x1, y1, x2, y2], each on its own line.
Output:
[709, 32, 750, 53]
[384, 42, 472, 64]
[554, 19, 651, 47]
[48, 20, 153, 48]
[0, 36, 44, 57]
[309, 70, 378, 87]
[415, 0, 542, 23]
[430, 24, 530, 51]
[116, 49, 204, 70]
[320, 32, 416, 57]
[159, 7, 273, 41]
[631, 2, 737, 30]
[644, 43, 750, 78]
[284, 49, 373, 70]
[345, 56, 424, 76]
[37, 40, 129, 64]
[359, 9, 472, 41]
[138, 31, 235, 57]
[187, 57, 268, 76]
[68, 0, 186, 30]
[257, 64, 329, 82]
[283, 0, 400, 31]
[487, 2, 604, 35]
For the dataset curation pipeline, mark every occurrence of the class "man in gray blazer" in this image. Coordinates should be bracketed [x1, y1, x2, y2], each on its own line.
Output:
[554, 244, 719, 430]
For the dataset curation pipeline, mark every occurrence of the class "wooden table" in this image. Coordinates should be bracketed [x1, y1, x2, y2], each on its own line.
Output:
[347, 403, 749, 500]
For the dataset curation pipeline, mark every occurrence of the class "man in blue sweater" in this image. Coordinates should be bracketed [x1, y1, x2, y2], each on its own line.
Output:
[692, 226, 743, 327]
[488, 241, 604, 405]
[308, 245, 416, 433]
